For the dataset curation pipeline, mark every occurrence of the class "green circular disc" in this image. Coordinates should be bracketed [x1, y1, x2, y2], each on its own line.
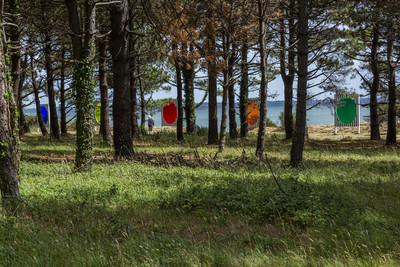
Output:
[95, 103, 101, 124]
[336, 97, 356, 124]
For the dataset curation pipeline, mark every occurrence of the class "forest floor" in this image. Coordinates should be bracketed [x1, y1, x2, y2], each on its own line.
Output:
[1, 125, 400, 266]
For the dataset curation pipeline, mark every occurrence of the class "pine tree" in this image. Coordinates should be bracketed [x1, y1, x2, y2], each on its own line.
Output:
[64, 0, 96, 170]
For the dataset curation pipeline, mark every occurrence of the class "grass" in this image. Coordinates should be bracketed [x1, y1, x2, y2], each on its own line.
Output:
[1, 127, 400, 266]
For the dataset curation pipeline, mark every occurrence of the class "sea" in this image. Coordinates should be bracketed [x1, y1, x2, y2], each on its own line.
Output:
[24, 100, 371, 128]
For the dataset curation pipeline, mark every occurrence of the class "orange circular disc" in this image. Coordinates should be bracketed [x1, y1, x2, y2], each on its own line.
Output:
[247, 102, 259, 126]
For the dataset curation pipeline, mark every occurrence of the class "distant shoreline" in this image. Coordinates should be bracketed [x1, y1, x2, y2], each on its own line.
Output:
[23, 100, 371, 127]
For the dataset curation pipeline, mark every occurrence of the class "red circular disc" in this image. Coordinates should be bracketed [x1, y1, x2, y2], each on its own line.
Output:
[162, 102, 177, 125]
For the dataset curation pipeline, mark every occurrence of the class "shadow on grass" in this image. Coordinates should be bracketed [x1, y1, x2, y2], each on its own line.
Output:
[300, 155, 400, 178]
[6, 129, 400, 264]
[308, 138, 393, 153]
[5, 175, 400, 260]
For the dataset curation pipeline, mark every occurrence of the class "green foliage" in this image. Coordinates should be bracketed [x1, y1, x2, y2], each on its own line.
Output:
[146, 98, 172, 116]
[137, 62, 171, 121]
[266, 117, 277, 127]
[196, 125, 208, 136]
[0, 141, 7, 160]
[24, 115, 37, 129]
[278, 112, 284, 127]
[142, 63, 171, 93]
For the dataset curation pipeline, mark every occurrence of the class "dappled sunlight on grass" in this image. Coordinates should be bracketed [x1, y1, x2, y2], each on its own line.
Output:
[2, 129, 400, 265]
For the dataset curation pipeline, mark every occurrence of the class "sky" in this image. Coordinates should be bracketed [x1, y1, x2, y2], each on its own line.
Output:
[26, 66, 364, 108]
[153, 73, 364, 103]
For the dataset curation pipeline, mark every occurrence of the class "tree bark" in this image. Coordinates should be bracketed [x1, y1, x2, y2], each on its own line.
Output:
[130, 43, 140, 140]
[64, 0, 83, 57]
[0, 33, 20, 199]
[219, 32, 229, 152]
[203, 4, 219, 144]
[280, 2, 295, 140]
[18, 56, 30, 135]
[175, 55, 184, 141]
[98, 38, 113, 145]
[64, 0, 95, 170]
[44, 34, 60, 139]
[111, 0, 134, 158]
[290, 0, 309, 167]
[30, 52, 48, 136]
[130, 57, 140, 140]
[386, 18, 396, 146]
[7, 0, 27, 137]
[60, 48, 68, 135]
[139, 73, 146, 135]
[182, 55, 196, 134]
[7, 0, 20, 92]
[128, 9, 139, 141]
[370, 26, 380, 141]
[10, 41, 21, 128]
[228, 43, 237, 139]
[239, 41, 249, 138]
[207, 37, 218, 145]
[256, 0, 268, 157]
[208, 68, 218, 144]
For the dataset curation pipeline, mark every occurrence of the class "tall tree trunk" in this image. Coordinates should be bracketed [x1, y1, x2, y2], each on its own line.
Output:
[290, 0, 309, 167]
[208, 67, 218, 144]
[130, 57, 140, 140]
[60, 48, 68, 135]
[228, 44, 237, 139]
[30, 52, 48, 136]
[182, 57, 196, 134]
[129, 11, 139, 141]
[138, 68, 146, 135]
[386, 18, 396, 146]
[370, 26, 380, 141]
[207, 36, 218, 145]
[256, 0, 268, 157]
[44, 34, 60, 139]
[111, 0, 134, 158]
[283, 78, 294, 139]
[18, 56, 30, 135]
[130, 44, 140, 140]
[239, 41, 249, 138]
[205, 5, 218, 144]
[73, 59, 94, 169]
[7, 0, 26, 138]
[0, 33, 20, 199]
[98, 38, 113, 145]
[18, 89, 29, 136]
[280, 2, 295, 140]
[175, 54, 184, 141]
[10, 42, 21, 130]
[219, 32, 229, 152]
[64, 0, 96, 170]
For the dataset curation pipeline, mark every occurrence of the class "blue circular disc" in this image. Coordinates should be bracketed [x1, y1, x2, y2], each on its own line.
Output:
[40, 106, 48, 125]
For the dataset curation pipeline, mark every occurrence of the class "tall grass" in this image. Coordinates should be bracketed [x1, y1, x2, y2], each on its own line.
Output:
[1, 132, 400, 266]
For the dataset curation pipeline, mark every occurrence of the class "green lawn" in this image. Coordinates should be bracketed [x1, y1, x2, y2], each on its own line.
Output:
[1, 130, 400, 266]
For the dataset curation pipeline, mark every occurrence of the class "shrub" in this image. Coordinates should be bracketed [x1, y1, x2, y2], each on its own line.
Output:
[267, 117, 278, 127]
[25, 115, 37, 128]
[196, 125, 208, 136]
